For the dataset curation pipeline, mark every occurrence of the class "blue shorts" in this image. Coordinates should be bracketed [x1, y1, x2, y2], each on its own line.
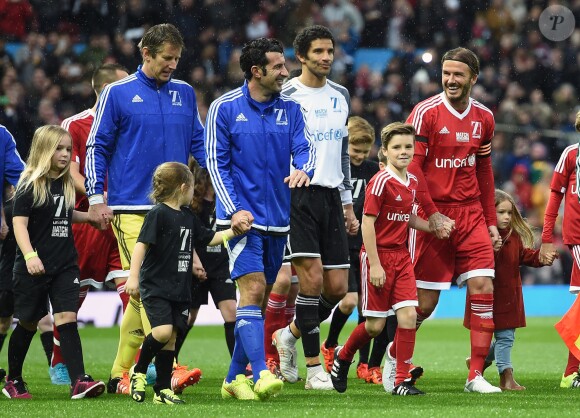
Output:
[225, 230, 286, 285]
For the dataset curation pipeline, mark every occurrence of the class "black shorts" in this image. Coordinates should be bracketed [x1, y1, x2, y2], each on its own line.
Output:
[190, 275, 236, 309]
[0, 289, 14, 317]
[13, 266, 80, 322]
[348, 249, 361, 293]
[289, 186, 349, 268]
[0, 228, 16, 291]
[142, 296, 189, 333]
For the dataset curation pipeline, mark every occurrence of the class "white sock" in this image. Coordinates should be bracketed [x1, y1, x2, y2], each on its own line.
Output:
[307, 364, 323, 379]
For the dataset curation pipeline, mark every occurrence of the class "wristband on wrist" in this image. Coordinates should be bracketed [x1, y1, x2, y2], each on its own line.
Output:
[24, 251, 38, 261]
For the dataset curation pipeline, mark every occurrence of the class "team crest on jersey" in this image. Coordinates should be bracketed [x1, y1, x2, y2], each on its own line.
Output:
[471, 121, 482, 139]
[456, 132, 469, 142]
[330, 97, 341, 112]
[274, 108, 288, 125]
[169, 90, 182, 106]
[315, 109, 328, 118]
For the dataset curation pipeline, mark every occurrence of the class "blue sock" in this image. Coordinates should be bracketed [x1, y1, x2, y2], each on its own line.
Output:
[225, 321, 249, 383]
[236, 305, 267, 383]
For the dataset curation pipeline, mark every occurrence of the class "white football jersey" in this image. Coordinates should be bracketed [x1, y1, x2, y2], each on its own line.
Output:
[282, 78, 351, 193]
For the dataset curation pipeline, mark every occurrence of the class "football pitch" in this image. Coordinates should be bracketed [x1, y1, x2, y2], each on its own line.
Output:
[0, 317, 576, 417]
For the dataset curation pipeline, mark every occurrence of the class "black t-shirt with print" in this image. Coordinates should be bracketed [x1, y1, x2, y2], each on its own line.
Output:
[12, 178, 77, 274]
[138, 203, 215, 302]
[349, 160, 380, 250]
[194, 199, 229, 279]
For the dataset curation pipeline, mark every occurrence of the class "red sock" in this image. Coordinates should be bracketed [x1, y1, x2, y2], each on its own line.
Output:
[78, 287, 88, 310]
[285, 303, 296, 325]
[565, 350, 580, 376]
[51, 324, 64, 367]
[264, 292, 287, 360]
[415, 307, 430, 330]
[339, 322, 373, 362]
[116, 282, 130, 312]
[395, 327, 416, 385]
[468, 293, 494, 381]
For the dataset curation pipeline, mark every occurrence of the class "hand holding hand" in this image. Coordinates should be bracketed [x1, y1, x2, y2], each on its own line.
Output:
[231, 210, 253, 235]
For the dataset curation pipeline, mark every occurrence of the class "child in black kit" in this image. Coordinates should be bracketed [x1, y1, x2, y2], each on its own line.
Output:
[124, 162, 248, 405]
[3, 125, 104, 400]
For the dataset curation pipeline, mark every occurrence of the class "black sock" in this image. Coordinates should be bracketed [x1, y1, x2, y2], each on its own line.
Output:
[136, 333, 166, 374]
[7, 324, 36, 380]
[0, 332, 6, 354]
[154, 349, 174, 392]
[40, 331, 53, 366]
[296, 293, 320, 358]
[357, 315, 370, 364]
[386, 315, 398, 344]
[369, 325, 388, 368]
[318, 294, 336, 323]
[325, 306, 350, 347]
[174, 325, 192, 362]
[224, 321, 235, 357]
[57, 322, 85, 382]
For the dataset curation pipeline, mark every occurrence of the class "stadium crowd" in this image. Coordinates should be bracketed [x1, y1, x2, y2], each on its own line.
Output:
[0, 2, 578, 285]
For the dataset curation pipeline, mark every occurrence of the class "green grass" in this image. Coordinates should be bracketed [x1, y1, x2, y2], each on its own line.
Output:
[0, 317, 576, 417]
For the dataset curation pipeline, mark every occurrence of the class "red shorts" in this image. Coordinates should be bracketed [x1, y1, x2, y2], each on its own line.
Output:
[568, 245, 580, 294]
[73, 223, 125, 289]
[360, 248, 418, 317]
[409, 201, 494, 290]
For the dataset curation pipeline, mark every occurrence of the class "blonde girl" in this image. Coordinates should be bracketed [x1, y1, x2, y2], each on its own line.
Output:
[3, 125, 104, 400]
[124, 162, 247, 405]
[466, 189, 556, 390]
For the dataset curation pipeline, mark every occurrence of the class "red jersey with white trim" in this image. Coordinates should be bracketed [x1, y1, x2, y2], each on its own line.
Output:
[61, 109, 94, 211]
[363, 167, 418, 249]
[406, 92, 495, 204]
[548, 144, 580, 244]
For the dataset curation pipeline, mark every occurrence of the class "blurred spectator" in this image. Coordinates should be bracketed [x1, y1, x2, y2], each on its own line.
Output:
[0, 0, 35, 41]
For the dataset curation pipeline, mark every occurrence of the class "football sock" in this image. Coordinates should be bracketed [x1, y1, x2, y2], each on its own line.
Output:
[296, 294, 321, 358]
[110, 296, 144, 378]
[415, 307, 430, 330]
[339, 322, 372, 363]
[224, 321, 235, 357]
[225, 321, 249, 383]
[264, 292, 286, 360]
[386, 314, 398, 343]
[51, 325, 64, 367]
[7, 324, 36, 380]
[368, 325, 388, 368]
[57, 322, 85, 382]
[234, 306, 267, 383]
[135, 333, 165, 374]
[78, 286, 88, 310]
[0, 332, 6, 353]
[39, 330, 53, 366]
[174, 325, 192, 362]
[357, 315, 370, 364]
[116, 282, 130, 312]
[325, 303, 350, 348]
[468, 293, 494, 381]
[154, 349, 174, 392]
[318, 294, 336, 323]
[394, 327, 416, 385]
[285, 302, 296, 325]
[565, 350, 580, 376]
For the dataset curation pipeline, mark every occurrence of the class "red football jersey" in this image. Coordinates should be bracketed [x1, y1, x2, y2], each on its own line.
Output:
[363, 167, 418, 249]
[61, 109, 94, 210]
[548, 144, 580, 244]
[406, 93, 495, 204]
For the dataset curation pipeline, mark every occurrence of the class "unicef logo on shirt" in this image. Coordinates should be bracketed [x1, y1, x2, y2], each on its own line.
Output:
[314, 128, 343, 141]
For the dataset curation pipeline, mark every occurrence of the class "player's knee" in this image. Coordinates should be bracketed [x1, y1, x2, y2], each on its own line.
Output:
[365, 320, 383, 337]
[339, 293, 358, 314]
[151, 326, 172, 343]
[0, 317, 12, 333]
[396, 307, 417, 329]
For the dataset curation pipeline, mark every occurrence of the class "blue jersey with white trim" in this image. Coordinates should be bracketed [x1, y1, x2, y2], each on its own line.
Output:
[205, 81, 316, 233]
[85, 67, 205, 210]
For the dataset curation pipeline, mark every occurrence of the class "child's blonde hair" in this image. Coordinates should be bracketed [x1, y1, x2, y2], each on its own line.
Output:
[16, 125, 75, 209]
[150, 162, 194, 204]
[348, 116, 374, 146]
[495, 189, 534, 248]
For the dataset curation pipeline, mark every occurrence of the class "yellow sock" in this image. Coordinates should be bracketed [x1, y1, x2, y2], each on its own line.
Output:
[110, 296, 144, 378]
[140, 300, 152, 335]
